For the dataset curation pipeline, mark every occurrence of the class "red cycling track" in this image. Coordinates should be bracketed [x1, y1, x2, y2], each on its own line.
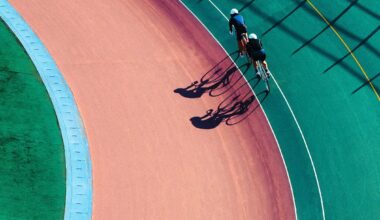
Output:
[10, 0, 294, 219]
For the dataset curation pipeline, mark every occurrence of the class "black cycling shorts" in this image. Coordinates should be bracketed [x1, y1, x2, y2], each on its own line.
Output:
[237, 32, 247, 41]
[251, 49, 266, 62]
[235, 25, 247, 41]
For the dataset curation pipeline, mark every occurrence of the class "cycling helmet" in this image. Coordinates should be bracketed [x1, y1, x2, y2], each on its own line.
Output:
[248, 33, 258, 39]
[230, 8, 239, 15]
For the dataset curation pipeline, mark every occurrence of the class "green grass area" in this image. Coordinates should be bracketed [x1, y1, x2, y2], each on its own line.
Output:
[0, 19, 65, 219]
[182, 0, 380, 219]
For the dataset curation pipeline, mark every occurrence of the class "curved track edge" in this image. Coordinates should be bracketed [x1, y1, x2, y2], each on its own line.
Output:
[0, 1, 92, 219]
[179, 1, 297, 219]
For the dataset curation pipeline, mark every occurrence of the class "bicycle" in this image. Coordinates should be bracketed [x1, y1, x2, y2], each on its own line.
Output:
[255, 60, 270, 92]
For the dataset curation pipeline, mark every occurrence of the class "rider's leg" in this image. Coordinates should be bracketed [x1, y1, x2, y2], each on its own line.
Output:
[260, 51, 270, 76]
[262, 60, 271, 76]
[237, 32, 247, 56]
[253, 61, 258, 70]
[252, 60, 259, 76]
[241, 33, 248, 54]
[262, 60, 269, 70]
[251, 53, 259, 72]
[238, 40, 244, 56]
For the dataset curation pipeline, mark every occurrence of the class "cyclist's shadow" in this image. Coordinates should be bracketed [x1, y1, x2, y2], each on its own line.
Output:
[190, 80, 268, 129]
[190, 96, 253, 129]
[174, 52, 248, 98]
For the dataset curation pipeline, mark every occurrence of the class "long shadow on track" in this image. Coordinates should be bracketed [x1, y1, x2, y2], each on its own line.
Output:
[174, 52, 241, 98]
[174, 52, 268, 129]
[190, 86, 267, 129]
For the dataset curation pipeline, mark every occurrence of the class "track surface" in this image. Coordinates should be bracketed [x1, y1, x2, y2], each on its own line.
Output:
[183, 0, 380, 219]
[10, 0, 294, 219]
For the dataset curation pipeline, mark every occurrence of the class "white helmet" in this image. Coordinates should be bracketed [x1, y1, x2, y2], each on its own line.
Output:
[230, 8, 239, 15]
[248, 33, 258, 39]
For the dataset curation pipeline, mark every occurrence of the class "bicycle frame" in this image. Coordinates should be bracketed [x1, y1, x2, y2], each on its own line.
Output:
[256, 60, 270, 92]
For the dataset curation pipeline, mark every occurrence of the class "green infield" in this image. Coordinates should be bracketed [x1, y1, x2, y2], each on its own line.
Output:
[181, 0, 380, 219]
[0, 19, 65, 219]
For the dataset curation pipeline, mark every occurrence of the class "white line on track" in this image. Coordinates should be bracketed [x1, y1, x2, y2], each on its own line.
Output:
[179, 1, 299, 219]
[205, 0, 326, 219]
[208, 0, 228, 20]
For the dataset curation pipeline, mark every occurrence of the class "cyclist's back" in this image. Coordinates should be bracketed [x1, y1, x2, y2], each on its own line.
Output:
[246, 33, 271, 76]
[229, 14, 246, 33]
[246, 38, 263, 58]
[228, 8, 248, 56]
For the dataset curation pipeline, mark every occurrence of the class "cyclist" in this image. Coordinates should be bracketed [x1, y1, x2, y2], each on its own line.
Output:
[246, 33, 270, 77]
[229, 8, 248, 56]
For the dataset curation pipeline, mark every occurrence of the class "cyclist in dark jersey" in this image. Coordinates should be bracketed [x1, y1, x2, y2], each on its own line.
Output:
[229, 8, 248, 56]
[246, 33, 271, 77]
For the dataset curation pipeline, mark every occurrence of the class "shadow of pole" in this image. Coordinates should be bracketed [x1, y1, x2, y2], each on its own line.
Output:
[262, 0, 306, 36]
[292, 0, 380, 57]
[333, 25, 380, 58]
[238, 0, 255, 13]
[292, 0, 358, 55]
[351, 0, 380, 20]
[239, 0, 359, 76]
[324, 25, 380, 73]
[352, 72, 380, 94]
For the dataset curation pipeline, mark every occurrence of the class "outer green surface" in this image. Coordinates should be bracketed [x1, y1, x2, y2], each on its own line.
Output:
[182, 0, 380, 219]
[0, 20, 65, 219]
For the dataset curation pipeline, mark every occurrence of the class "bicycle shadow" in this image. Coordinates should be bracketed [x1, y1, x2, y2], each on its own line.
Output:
[174, 51, 268, 129]
[190, 75, 268, 129]
[174, 52, 250, 98]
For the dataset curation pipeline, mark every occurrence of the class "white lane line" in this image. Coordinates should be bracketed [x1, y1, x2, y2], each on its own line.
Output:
[207, 0, 325, 219]
[208, 0, 228, 20]
[179, 1, 298, 219]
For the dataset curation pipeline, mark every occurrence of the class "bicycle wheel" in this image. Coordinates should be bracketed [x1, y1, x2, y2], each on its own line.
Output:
[201, 57, 235, 84]
[258, 61, 270, 92]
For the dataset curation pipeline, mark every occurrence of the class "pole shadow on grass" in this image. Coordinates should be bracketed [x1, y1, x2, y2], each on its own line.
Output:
[262, 0, 306, 36]
[238, 0, 255, 13]
[324, 26, 380, 73]
[250, 0, 378, 93]
[295, 0, 380, 57]
[237, 0, 359, 74]
[292, 0, 358, 55]
[352, 72, 380, 94]
[348, 0, 380, 20]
